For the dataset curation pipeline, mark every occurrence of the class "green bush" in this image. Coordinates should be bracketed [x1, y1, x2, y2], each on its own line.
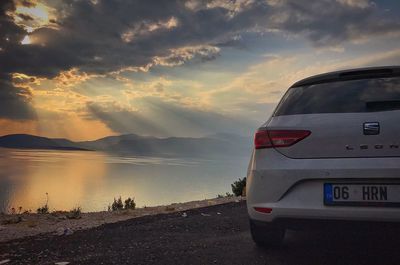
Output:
[231, 177, 246, 196]
[124, 197, 136, 210]
[225, 192, 234, 197]
[111, 197, 124, 211]
[109, 196, 136, 211]
[217, 192, 234, 198]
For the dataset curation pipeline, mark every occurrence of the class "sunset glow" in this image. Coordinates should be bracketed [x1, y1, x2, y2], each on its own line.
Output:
[1, 0, 400, 140]
[13, 2, 54, 31]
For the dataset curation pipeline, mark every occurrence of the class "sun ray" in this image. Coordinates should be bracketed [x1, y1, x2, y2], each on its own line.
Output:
[21, 35, 31, 45]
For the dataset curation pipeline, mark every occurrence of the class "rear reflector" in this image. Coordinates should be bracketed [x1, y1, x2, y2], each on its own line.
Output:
[254, 207, 272, 214]
[255, 129, 311, 149]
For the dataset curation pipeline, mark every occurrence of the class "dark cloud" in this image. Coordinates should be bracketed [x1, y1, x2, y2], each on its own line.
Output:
[0, 0, 24, 44]
[18, 0, 36, 8]
[16, 13, 33, 21]
[0, 74, 36, 120]
[0, 1, 36, 120]
[3, 0, 399, 77]
[267, 0, 400, 47]
[0, 0, 399, 122]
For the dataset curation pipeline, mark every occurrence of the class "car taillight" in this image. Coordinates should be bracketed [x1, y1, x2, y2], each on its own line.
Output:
[254, 129, 311, 149]
[254, 207, 273, 214]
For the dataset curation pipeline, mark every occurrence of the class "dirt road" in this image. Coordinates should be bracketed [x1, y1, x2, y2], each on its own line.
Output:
[1, 201, 400, 264]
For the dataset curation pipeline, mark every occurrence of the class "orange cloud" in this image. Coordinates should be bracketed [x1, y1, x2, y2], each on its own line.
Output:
[54, 68, 101, 89]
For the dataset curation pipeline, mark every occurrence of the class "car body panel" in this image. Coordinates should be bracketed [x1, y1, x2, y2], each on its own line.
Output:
[268, 111, 400, 158]
[247, 66, 400, 225]
[247, 147, 400, 223]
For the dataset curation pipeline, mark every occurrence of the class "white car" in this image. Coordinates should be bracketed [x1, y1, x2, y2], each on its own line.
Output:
[246, 66, 400, 246]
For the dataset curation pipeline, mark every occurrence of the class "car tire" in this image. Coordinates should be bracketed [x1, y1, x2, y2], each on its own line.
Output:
[249, 219, 285, 247]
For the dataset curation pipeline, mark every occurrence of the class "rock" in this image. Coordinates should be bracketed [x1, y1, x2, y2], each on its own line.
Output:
[64, 228, 74, 235]
[201, 213, 211, 217]
[54, 262, 70, 265]
[182, 212, 187, 218]
[55, 227, 73, 236]
[55, 227, 65, 236]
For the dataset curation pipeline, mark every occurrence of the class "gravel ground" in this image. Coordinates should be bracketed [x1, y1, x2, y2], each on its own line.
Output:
[0, 197, 240, 243]
[1, 201, 400, 265]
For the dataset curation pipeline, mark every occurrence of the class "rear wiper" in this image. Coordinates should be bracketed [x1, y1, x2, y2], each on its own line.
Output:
[366, 100, 400, 112]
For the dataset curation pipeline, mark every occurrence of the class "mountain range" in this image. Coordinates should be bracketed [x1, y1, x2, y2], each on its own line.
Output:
[0, 133, 252, 158]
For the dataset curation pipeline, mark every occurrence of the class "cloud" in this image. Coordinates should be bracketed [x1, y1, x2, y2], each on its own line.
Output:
[153, 45, 221, 67]
[336, 0, 371, 9]
[200, 46, 400, 124]
[2, 0, 399, 78]
[0, 1, 37, 119]
[266, 0, 400, 46]
[121, 16, 179, 43]
[0, 73, 37, 120]
[1, 0, 399, 124]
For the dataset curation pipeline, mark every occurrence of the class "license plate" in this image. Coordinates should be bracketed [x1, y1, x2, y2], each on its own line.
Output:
[324, 183, 400, 206]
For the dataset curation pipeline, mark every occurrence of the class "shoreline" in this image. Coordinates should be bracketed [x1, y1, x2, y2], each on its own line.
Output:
[0, 196, 244, 243]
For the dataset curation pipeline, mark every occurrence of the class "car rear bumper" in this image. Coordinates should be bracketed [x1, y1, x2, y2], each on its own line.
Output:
[248, 200, 400, 223]
[246, 148, 400, 223]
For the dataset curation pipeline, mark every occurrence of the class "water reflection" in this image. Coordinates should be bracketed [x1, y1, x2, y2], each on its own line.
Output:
[0, 149, 107, 212]
[0, 148, 248, 212]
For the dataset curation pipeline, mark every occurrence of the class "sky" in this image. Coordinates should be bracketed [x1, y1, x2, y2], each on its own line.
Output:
[0, 0, 399, 140]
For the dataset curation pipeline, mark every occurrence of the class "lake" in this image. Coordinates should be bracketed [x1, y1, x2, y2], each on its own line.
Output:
[0, 148, 249, 213]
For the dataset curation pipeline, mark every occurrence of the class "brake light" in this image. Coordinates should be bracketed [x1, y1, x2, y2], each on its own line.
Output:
[254, 207, 272, 214]
[254, 129, 311, 149]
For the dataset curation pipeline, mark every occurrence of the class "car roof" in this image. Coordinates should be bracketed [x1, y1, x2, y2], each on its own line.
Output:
[291, 66, 400, 88]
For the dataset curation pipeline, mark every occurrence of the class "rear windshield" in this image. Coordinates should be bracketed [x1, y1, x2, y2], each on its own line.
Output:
[274, 77, 400, 116]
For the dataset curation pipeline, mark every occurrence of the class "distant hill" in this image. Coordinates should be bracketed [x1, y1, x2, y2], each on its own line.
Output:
[0, 133, 252, 158]
[0, 134, 90, 151]
[78, 133, 252, 158]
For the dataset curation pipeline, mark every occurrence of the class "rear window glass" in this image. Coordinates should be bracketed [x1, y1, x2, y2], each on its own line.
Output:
[274, 77, 400, 116]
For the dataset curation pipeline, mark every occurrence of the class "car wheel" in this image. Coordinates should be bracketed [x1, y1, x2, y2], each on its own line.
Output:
[249, 219, 285, 247]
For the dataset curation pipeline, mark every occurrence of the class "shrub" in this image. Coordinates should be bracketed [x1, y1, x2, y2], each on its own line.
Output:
[37, 192, 49, 214]
[37, 205, 49, 214]
[67, 207, 82, 219]
[217, 192, 234, 198]
[109, 196, 136, 211]
[231, 177, 246, 196]
[111, 197, 124, 211]
[124, 197, 136, 210]
[225, 192, 234, 197]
